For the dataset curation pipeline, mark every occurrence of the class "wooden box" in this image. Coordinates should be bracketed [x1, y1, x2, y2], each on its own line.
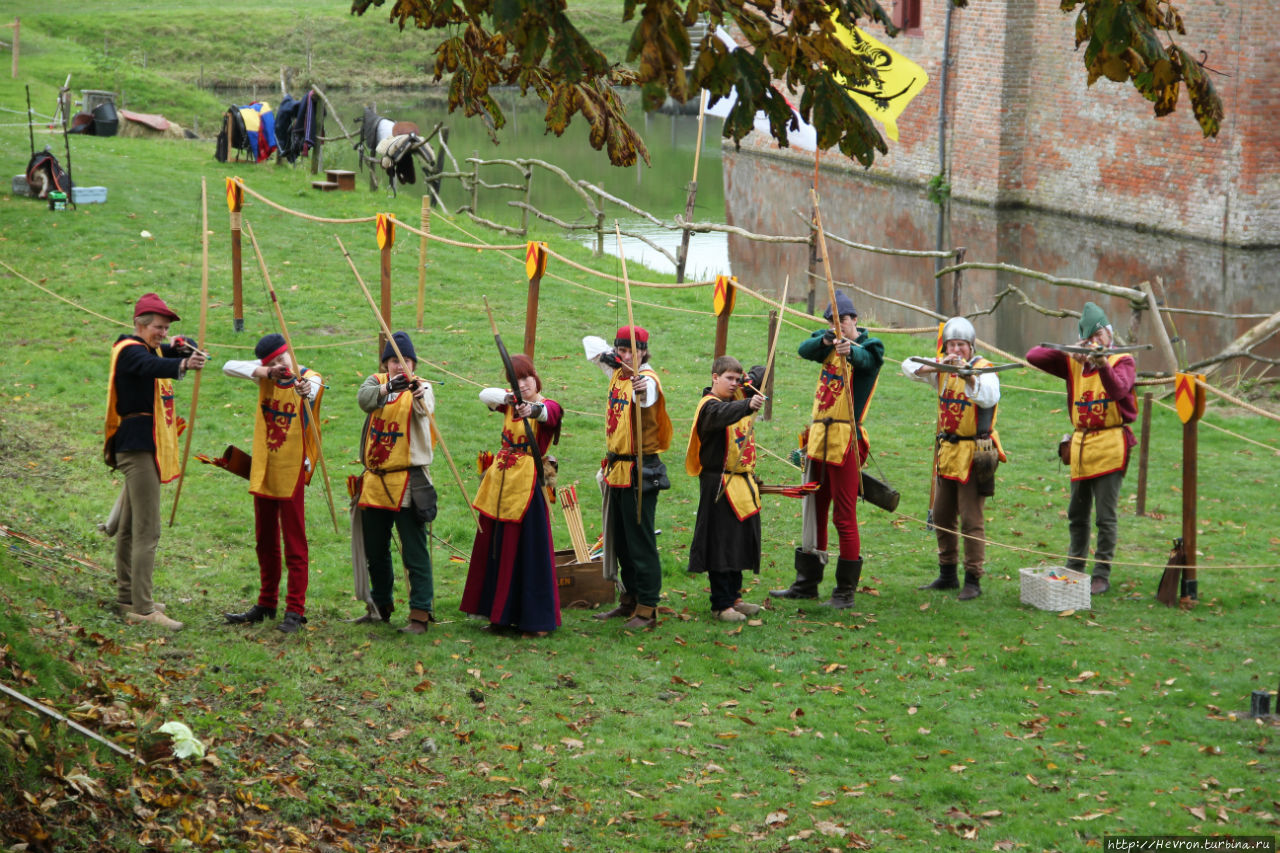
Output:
[325, 169, 356, 191]
[555, 549, 614, 608]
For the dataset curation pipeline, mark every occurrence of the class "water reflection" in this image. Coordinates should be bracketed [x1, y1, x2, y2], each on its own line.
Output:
[721, 150, 1280, 366]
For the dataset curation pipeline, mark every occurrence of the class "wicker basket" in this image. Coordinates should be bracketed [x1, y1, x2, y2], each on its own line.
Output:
[1019, 566, 1091, 611]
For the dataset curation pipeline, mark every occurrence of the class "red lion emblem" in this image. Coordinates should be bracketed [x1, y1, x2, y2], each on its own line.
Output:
[815, 366, 845, 411]
[1076, 391, 1109, 430]
[366, 416, 402, 468]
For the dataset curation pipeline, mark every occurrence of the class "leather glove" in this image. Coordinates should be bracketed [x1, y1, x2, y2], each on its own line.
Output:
[747, 365, 766, 391]
[388, 374, 411, 393]
[599, 350, 623, 371]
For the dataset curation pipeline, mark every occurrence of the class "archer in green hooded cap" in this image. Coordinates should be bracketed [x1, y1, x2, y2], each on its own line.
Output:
[1025, 302, 1139, 596]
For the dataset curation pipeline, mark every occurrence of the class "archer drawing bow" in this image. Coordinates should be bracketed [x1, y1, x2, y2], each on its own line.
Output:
[483, 297, 545, 488]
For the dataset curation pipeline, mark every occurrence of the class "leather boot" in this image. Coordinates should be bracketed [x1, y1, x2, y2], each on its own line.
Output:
[957, 571, 982, 601]
[353, 603, 392, 624]
[594, 591, 636, 621]
[224, 604, 277, 624]
[918, 563, 959, 591]
[400, 609, 433, 634]
[822, 558, 862, 609]
[622, 604, 657, 629]
[770, 548, 825, 599]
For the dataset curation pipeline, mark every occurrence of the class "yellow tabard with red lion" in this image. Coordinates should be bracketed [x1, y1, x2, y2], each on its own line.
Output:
[806, 349, 856, 464]
[249, 368, 320, 499]
[1066, 355, 1131, 480]
[473, 406, 539, 522]
[684, 394, 761, 521]
[103, 339, 180, 483]
[359, 374, 415, 510]
[936, 358, 1006, 482]
[603, 367, 673, 488]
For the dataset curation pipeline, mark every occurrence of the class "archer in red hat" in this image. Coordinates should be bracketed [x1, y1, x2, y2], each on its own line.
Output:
[103, 293, 207, 631]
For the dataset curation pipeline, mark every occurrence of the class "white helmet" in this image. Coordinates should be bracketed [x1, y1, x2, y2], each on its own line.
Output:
[942, 316, 976, 347]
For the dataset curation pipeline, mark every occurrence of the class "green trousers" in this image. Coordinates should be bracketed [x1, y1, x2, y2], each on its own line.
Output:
[610, 484, 662, 607]
[361, 507, 434, 614]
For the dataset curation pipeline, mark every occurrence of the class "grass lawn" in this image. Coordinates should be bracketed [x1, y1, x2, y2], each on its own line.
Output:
[2, 15, 1279, 853]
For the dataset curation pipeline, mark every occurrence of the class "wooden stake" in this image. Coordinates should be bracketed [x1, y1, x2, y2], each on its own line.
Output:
[169, 177, 210, 526]
[712, 275, 735, 359]
[335, 235, 480, 530]
[1176, 374, 1206, 602]
[379, 214, 394, 353]
[244, 220, 340, 533]
[1139, 280, 1180, 378]
[754, 275, 788, 422]
[675, 90, 707, 284]
[523, 242, 548, 359]
[228, 178, 244, 332]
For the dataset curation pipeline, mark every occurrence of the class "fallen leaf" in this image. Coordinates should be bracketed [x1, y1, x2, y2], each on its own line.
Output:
[764, 810, 788, 826]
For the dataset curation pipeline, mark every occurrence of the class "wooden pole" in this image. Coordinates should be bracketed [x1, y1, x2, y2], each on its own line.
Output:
[470, 152, 480, 213]
[417, 196, 429, 330]
[244, 220, 341, 534]
[756, 275, 789, 423]
[712, 275, 736, 359]
[377, 213, 395, 353]
[520, 166, 532, 236]
[523, 241, 547, 358]
[1139, 280, 1180, 378]
[169, 178, 210, 526]
[617, 224, 643, 523]
[1135, 391, 1152, 516]
[1175, 373, 1206, 602]
[335, 235, 480, 530]
[805, 199, 820, 316]
[228, 178, 244, 332]
[674, 92, 707, 284]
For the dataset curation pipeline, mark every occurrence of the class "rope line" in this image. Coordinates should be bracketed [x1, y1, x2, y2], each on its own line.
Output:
[0, 260, 130, 327]
[889, 508, 1279, 571]
[1198, 378, 1280, 425]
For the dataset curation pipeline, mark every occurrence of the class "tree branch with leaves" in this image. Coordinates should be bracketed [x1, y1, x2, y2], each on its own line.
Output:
[351, 0, 1223, 167]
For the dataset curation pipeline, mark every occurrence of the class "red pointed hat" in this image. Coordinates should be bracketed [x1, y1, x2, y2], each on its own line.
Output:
[614, 325, 649, 349]
[133, 292, 180, 321]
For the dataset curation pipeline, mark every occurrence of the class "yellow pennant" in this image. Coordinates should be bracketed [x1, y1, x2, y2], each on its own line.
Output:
[1174, 373, 1206, 424]
[525, 241, 548, 280]
[376, 213, 395, 250]
[225, 177, 243, 212]
[713, 275, 737, 317]
[831, 21, 929, 142]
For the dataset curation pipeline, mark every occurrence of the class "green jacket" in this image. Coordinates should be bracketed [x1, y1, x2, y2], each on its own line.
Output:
[798, 328, 885, 442]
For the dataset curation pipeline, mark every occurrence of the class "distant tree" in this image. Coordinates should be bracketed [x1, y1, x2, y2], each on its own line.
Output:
[350, 0, 1223, 167]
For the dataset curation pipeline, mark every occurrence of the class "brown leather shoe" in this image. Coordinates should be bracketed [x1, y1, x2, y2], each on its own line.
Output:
[622, 604, 657, 629]
[1090, 576, 1110, 595]
[125, 610, 184, 631]
[594, 593, 636, 621]
[400, 619, 429, 635]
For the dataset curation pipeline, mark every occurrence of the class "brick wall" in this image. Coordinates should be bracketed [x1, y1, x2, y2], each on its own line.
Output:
[732, 0, 1278, 246]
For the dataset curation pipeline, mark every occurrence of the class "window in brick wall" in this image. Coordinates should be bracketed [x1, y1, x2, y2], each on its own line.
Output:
[892, 0, 922, 34]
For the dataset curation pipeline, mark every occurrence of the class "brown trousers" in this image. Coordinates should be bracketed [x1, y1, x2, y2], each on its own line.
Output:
[932, 475, 986, 577]
[114, 451, 161, 614]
